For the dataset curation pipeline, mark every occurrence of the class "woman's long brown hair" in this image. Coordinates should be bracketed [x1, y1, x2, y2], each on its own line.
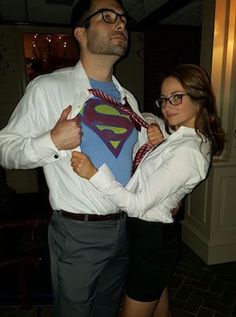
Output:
[160, 64, 225, 156]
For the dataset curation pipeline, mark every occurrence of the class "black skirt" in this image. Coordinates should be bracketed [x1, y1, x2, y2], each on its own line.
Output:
[126, 217, 180, 302]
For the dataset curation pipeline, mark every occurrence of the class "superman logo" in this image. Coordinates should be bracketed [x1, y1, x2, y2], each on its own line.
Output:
[79, 98, 134, 157]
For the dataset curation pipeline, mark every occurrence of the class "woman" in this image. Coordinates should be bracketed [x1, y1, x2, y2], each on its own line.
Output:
[71, 64, 225, 317]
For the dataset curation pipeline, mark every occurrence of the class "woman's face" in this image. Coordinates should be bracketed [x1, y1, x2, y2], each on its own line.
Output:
[160, 76, 199, 129]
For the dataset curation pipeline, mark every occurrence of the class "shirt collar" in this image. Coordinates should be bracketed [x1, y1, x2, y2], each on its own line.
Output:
[70, 61, 127, 117]
[169, 126, 208, 143]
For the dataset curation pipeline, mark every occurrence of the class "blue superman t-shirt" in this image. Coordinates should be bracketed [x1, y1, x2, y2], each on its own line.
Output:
[78, 80, 138, 186]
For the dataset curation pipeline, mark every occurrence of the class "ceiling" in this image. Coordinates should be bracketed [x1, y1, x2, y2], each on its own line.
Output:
[0, 0, 202, 29]
[126, 0, 201, 27]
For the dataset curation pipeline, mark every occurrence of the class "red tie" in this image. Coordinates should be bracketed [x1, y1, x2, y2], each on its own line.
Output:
[88, 88, 155, 173]
[88, 88, 148, 131]
[132, 142, 155, 174]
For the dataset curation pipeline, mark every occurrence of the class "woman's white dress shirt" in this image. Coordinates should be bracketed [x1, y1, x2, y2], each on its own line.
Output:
[89, 124, 211, 223]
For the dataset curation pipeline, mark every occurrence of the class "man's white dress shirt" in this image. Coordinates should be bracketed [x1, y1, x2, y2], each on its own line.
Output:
[0, 61, 148, 215]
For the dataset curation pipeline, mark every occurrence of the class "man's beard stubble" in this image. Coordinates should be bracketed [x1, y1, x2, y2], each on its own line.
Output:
[87, 37, 128, 57]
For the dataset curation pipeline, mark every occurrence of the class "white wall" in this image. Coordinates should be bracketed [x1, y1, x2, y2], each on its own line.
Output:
[182, 0, 236, 264]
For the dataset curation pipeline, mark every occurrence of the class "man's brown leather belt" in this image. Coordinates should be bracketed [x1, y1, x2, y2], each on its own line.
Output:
[61, 210, 125, 221]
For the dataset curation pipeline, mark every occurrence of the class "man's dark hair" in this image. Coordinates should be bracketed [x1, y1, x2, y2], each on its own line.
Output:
[71, 0, 125, 30]
[71, 0, 92, 29]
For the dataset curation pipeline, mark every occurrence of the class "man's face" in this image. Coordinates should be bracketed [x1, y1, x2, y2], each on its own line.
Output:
[82, 0, 129, 57]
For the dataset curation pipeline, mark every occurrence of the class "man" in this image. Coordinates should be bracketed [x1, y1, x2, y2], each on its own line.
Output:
[0, 0, 161, 316]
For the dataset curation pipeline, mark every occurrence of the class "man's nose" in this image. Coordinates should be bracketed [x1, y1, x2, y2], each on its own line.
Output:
[115, 16, 126, 30]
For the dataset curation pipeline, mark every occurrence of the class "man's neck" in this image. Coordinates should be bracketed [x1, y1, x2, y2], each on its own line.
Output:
[81, 53, 118, 82]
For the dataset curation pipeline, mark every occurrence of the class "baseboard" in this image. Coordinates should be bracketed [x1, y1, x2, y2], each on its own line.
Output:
[182, 224, 236, 265]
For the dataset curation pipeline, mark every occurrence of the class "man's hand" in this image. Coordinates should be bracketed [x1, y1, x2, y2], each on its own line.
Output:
[51, 105, 82, 150]
[171, 201, 183, 217]
[147, 123, 164, 146]
[71, 151, 98, 180]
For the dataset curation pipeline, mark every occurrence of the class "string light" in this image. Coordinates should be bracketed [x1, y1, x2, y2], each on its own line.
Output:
[24, 32, 79, 81]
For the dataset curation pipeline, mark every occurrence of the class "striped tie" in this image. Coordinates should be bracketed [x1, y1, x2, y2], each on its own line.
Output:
[88, 88, 148, 131]
[88, 88, 155, 173]
[132, 142, 155, 174]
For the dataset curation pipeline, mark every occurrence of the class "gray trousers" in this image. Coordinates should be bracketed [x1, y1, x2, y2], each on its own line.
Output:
[48, 211, 129, 317]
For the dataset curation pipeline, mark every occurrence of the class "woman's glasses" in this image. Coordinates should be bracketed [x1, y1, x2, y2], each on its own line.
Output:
[156, 93, 187, 109]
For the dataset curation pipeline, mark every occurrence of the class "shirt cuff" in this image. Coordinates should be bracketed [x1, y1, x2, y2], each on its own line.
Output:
[33, 131, 65, 161]
[89, 164, 115, 191]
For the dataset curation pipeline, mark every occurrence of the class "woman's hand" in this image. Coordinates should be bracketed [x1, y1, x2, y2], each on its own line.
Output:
[147, 123, 164, 146]
[71, 151, 98, 179]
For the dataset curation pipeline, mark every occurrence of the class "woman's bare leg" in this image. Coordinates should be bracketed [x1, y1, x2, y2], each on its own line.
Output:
[120, 295, 159, 317]
[153, 288, 172, 317]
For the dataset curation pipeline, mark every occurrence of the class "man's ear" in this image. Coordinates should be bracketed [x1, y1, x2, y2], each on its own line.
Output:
[74, 27, 87, 43]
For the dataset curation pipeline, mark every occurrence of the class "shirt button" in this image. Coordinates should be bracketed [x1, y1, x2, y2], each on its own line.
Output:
[54, 154, 59, 159]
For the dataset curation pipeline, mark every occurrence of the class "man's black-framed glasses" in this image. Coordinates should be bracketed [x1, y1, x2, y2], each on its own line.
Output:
[80, 8, 129, 26]
[156, 93, 187, 109]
